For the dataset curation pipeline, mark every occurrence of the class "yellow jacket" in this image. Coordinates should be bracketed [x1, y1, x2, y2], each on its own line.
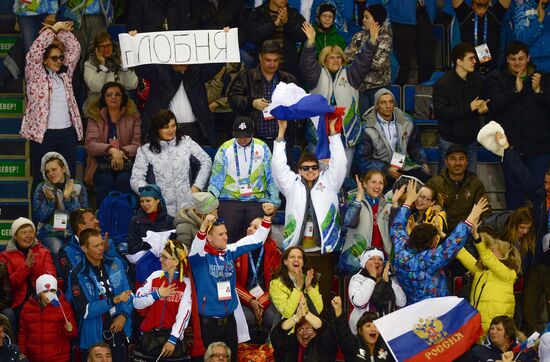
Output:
[457, 234, 517, 332]
[269, 278, 323, 318]
[406, 206, 448, 236]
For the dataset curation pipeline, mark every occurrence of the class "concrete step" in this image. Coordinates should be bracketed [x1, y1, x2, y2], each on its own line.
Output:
[0, 200, 31, 221]
[0, 94, 24, 116]
[0, 34, 17, 57]
[0, 159, 27, 177]
[0, 137, 28, 157]
[0, 117, 22, 135]
[0, 177, 31, 199]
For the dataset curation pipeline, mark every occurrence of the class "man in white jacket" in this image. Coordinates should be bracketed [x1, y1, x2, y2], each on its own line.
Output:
[272, 118, 347, 314]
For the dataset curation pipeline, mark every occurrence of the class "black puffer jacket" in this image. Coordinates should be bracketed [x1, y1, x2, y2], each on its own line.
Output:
[486, 69, 550, 157]
[433, 70, 486, 144]
[127, 0, 191, 33]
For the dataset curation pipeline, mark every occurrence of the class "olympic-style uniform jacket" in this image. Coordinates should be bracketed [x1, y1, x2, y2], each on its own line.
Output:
[272, 135, 347, 253]
[68, 255, 133, 350]
[134, 271, 192, 345]
[189, 218, 272, 317]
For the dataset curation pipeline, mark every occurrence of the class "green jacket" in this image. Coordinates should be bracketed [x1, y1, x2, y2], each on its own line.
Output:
[314, 25, 347, 57]
[426, 170, 491, 231]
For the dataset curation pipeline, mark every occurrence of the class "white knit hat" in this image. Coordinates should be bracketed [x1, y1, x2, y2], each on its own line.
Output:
[359, 248, 385, 269]
[477, 121, 508, 157]
[36, 274, 57, 295]
[11, 217, 35, 238]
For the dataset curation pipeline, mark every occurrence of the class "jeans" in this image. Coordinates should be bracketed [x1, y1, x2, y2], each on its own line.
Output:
[438, 137, 478, 175]
[17, 14, 47, 52]
[41, 236, 65, 276]
[30, 127, 78, 193]
[502, 153, 550, 210]
[94, 170, 132, 208]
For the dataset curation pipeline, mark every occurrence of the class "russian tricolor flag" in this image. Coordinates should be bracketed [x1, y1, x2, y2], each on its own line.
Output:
[374, 297, 482, 362]
[269, 82, 336, 159]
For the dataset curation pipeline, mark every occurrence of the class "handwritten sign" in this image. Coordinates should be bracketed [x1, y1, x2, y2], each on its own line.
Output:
[119, 28, 240, 68]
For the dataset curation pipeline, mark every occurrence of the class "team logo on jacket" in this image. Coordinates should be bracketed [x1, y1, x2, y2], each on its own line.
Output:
[413, 316, 448, 345]
[378, 349, 389, 360]
[463, 190, 471, 200]
[315, 182, 326, 192]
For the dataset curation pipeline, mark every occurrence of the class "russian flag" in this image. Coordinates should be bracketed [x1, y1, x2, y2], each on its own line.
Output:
[374, 297, 482, 362]
[269, 82, 335, 159]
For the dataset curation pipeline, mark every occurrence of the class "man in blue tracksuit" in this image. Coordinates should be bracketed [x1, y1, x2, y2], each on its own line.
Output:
[68, 229, 133, 362]
[189, 203, 275, 362]
[59, 208, 127, 288]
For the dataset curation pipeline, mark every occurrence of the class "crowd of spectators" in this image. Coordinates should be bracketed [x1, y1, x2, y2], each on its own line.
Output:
[1, 0, 550, 361]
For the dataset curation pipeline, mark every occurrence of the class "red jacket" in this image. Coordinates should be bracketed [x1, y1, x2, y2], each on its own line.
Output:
[18, 294, 78, 362]
[0, 239, 56, 308]
[235, 237, 282, 308]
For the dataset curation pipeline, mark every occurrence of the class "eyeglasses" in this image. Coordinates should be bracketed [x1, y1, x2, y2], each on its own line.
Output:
[105, 92, 122, 98]
[417, 195, 433, 201]
[97, 43, 113, 49]
[297, 328, 314, 334]
[48, 55, 65, 62]
[300, 165, 319, 171]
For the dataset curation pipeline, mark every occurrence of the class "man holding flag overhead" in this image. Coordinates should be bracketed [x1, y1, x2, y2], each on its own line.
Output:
[272, 116, 347, 313]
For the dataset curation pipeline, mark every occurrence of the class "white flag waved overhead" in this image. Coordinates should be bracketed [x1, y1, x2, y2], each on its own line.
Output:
[119, 28, 240, 68]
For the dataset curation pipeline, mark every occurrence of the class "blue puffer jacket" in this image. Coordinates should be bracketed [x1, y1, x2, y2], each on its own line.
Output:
[68, 255, 133, 350]
[387, 0, 436, 25]
[391, 206, 472, 304]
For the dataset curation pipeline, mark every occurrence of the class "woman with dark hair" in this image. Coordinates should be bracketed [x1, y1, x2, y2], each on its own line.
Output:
[269, 246, 323, 319]
[130, 109, 212, 216]
[21, 21, 83, 191]
[468, 316, 536, 361]
[332, 297, 395, 362]
[83, 32, 138, 117]
[405, 185, 448, 237]
[85, 81, 141, 206]
[133, 237, 201, 361]
[127, 184, 175, 286]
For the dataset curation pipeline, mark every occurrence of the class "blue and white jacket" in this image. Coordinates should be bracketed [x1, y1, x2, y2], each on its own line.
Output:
[509, 0, 550, 72]
[68, 255, 133, 350]
[189, 219, 271, 318]
[13, 0, 58, 16]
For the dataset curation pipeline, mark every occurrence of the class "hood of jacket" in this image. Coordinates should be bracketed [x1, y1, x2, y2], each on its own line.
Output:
[40, 151, 71, 186]
[176, 208, 203, 227]
[85, 97, 138, 124]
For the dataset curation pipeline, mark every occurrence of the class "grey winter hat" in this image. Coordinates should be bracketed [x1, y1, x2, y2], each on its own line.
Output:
[192, 192, 219, 215]
[373, 88, 395, 108]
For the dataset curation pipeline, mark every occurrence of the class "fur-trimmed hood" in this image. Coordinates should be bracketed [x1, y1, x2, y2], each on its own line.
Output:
[85, 97, 138, 124]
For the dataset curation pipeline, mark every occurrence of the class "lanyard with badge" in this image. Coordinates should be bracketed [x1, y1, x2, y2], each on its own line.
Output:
[377, 115, 405, 169]
[263, 73, 279, 120]
[474, 14, 491, 63]
[214, 255, 232, 301]
[90, 268, 117, 316]
[248, 248, 265, 299]
[234, 140, 255, 197]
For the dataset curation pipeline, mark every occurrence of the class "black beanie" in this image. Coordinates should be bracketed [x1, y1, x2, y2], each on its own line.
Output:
[318, 3, 336, 18]
[365, 4, 387, 24]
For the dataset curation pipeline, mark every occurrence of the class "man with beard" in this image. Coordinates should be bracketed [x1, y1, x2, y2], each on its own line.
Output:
[452, 0, 512, 73]
[426, 144, 491, 231]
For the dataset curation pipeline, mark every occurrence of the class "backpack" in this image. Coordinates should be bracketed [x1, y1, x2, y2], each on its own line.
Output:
[413, 85, 434, 120]
[98, 191, 136, 253]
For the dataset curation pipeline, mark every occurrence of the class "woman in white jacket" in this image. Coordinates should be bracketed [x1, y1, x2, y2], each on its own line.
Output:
[130, 109, 212, 216]
[348, 248, 406, 334]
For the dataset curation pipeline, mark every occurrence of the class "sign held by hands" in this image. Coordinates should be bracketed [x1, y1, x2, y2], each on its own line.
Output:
[119, 28, 240, 68]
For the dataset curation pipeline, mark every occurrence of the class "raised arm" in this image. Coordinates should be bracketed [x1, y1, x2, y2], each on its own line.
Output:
[298, 23, 322, 89]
